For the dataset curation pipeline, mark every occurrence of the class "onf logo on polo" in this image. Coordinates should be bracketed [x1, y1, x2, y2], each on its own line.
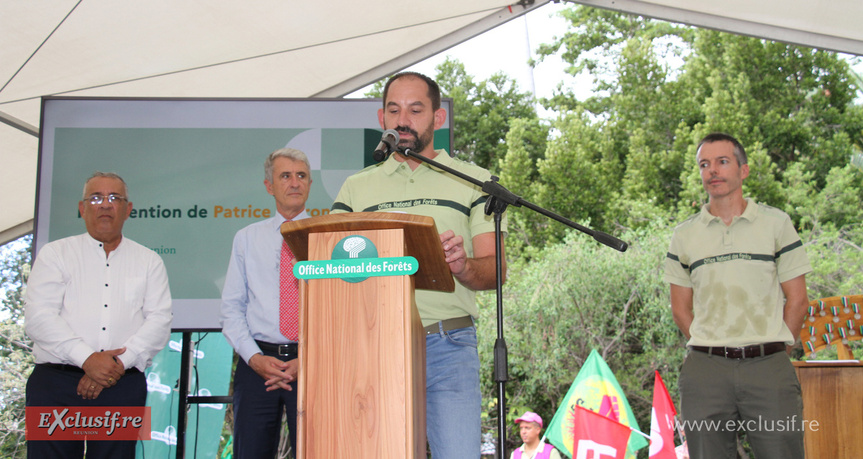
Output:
[293, 235, 418, 283]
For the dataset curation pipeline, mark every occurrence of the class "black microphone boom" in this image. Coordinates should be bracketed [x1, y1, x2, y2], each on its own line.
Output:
[373, 129, 399, 161]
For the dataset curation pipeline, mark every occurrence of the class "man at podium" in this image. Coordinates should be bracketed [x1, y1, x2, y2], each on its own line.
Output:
[221, 148, 313, 458]
[332, 72, 507, 458]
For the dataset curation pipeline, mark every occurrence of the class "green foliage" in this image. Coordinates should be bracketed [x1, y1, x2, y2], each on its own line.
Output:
[477, 223, 685, 450]
[532, 110, 624, 243]
[536, 6, 690, 100]
[435, 59, 542, 171]
[0, 236, 33, 458]
[785, 162, 863, 231]
[802, 224, 863, 299]
[489, 5, 863, 455]
[504, 4, 863, 254]
[612, 128, 685, 226]
[498, 118, 550, 257]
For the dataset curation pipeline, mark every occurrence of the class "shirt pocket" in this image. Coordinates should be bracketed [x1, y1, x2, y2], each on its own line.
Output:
[123, 276, 147, 309]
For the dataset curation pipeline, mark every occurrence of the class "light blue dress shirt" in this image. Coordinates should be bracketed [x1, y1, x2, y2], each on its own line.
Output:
[219, 212, 309, 363]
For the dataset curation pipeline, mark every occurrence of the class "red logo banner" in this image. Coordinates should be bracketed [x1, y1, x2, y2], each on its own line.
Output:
[570, 405, 631, 459]
[649, 371, 678, 458]
[25, 406, 151, 441]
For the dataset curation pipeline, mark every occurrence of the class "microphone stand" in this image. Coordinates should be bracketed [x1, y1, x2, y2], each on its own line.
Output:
[393, 147, 628, 458]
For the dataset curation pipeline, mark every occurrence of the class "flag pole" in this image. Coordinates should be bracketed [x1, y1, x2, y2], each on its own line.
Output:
[628, 425, 651, 440]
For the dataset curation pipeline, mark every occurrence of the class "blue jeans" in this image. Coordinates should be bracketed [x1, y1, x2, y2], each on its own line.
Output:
[425, 325, 481, 459]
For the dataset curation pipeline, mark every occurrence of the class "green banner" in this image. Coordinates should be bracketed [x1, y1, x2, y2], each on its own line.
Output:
[136, 332, 232, 458]
[545, 349, 647, 458]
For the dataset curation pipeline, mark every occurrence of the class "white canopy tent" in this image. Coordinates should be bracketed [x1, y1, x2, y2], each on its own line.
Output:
[0, 0, 553, 244]
[578, 0, 863, 56]
[2, 0, 862, 245]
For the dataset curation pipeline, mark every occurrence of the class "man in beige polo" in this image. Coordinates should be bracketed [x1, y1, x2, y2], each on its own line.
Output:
[665, 133, 811, 459]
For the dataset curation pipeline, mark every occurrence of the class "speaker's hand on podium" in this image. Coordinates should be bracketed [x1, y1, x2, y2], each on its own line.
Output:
[440, 230, 504, 291]
[440, 230, 467, 275]
[249, 353, 298, 392]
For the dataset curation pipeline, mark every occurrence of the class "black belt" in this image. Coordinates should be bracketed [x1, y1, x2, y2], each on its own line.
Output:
[424, 316, 474, 335]
[690, 342, 786, 359]
[255, 340, 298, 356]
[39, 363, 140, 375]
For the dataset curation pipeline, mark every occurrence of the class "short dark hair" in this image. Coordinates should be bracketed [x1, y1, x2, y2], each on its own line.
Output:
[697, 132, 747, 165]
[382, 72, 441, 111]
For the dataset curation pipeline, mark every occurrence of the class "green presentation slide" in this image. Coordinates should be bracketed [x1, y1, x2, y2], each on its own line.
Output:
[36, 97, 452, 457]
[37, 97, 452, 329]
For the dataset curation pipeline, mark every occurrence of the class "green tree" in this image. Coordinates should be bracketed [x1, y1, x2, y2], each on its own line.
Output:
[784, 162, 863, 231]
[803, 223, 863, 300]
[497, 118, 550, 257]
[509, 4, 863, 240]
[493, 6, 863, 455]
[477, 223, 684, 451]
[528, 109, 624, 246]
[0, 236, 33, 458]
[434, 58, 542, 171]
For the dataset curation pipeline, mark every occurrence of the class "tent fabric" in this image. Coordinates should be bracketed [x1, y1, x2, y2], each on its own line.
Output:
[0, 0, 547, 245]
[575, 0, 863, 56]
[2, 0, 863, 245]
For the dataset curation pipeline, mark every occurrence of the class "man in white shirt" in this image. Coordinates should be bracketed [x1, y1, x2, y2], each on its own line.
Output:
[25, 171, 173, 458]
[220, 148, 312, 458]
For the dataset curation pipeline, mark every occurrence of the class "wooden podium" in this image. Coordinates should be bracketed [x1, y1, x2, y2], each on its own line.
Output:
[280, 212, 455, 458]
[793, 361, 863, 458]
[794, 295, 863, 457]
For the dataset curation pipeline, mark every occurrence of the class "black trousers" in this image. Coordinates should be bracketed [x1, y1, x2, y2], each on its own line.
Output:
[232, 353, 298, 458]
[25, 364, 146, 459]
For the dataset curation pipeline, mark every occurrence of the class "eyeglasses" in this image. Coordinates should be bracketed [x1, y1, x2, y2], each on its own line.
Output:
[86, 194, 127, 205]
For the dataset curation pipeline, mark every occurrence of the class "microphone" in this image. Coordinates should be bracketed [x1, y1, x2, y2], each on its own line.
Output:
[373, 129, 399, 161]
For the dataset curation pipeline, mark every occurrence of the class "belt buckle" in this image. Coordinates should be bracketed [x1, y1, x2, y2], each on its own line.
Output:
[725, 347, 743, 359]
[277, 344, 294, 356]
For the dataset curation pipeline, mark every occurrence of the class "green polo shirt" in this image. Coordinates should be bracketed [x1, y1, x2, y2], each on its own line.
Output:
[664, 198, 812, 347]
[331, 149, 506, 326]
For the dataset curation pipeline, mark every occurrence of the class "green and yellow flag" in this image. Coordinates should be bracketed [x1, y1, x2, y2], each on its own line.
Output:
[544, 349, 648, 458]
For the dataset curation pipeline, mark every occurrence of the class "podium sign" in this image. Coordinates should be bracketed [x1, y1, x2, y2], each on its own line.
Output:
[282, 213, 453, 458]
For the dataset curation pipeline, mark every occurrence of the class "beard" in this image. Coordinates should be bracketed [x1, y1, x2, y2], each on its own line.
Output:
[395, 124, 434, 153]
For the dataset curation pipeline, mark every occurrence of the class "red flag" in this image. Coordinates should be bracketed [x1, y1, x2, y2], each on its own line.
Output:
[649, 371, 678, 458]
[570, 405, 631, 459]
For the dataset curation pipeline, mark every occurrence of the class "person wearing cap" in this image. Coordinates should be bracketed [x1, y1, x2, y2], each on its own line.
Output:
[511, 411, 561, 459]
